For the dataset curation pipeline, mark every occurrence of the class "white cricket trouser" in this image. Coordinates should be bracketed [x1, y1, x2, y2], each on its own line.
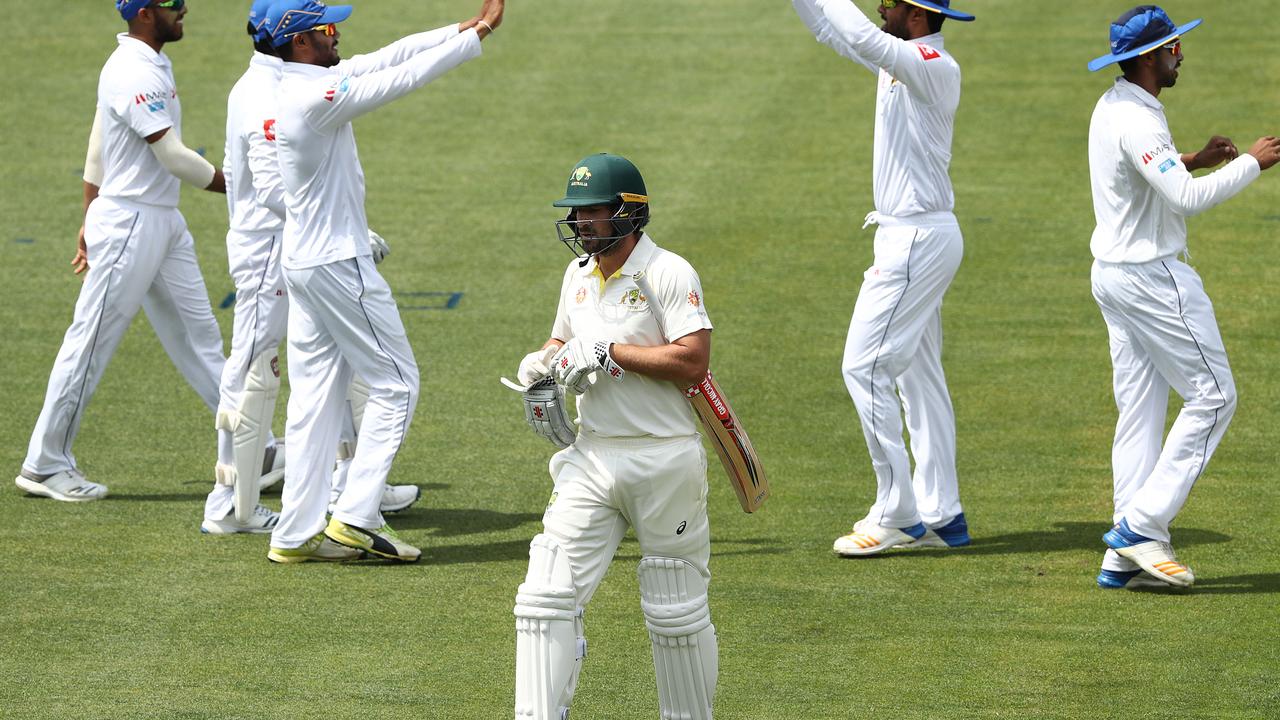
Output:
[204, 229, 287, 521]
[23, 196, 225, 476]
[271, 256, 419, 548]
[541, 434, 711, 608]
[842, 213, 963, 529]
[1092, 257, 1235, 557]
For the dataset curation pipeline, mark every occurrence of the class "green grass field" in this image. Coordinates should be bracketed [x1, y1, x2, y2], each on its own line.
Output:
[2, 1, 1278, 718]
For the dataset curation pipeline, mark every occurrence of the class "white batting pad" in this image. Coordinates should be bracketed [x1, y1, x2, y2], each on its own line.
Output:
[638, 556, 718, 720]
[215, 351, 280, 523]
[514, 534, 584, 720]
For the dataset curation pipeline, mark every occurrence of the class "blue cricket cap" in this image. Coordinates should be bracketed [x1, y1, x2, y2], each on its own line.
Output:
[116, 0, 151, 21]
[248, 0, 275, 41]
[901, 0, 975, 22]
[264, 0, 353, 49]
[1088, 5, 1201, 72]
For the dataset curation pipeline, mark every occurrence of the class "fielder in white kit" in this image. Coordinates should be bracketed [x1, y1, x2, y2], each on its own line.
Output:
[1086, 6, 1280, 589]
[510, 153, 718, 720]
[209, 0, 417, 536]
[262, 0, 503, 563]
[793, 0, 974, 555]
[16, 0, 231, 507]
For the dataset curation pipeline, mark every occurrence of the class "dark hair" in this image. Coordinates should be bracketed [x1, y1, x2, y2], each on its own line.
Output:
[247, 21, 275, 55]
[276, 38, 297, 61]
[926, 10, 946, 34]
[1118, 56, 1140, 75]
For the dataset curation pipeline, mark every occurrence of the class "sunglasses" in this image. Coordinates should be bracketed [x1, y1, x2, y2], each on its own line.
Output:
[284, 22, 337, 39]
[1161, 39, 1181, 55]
[149, 0, 184, 10]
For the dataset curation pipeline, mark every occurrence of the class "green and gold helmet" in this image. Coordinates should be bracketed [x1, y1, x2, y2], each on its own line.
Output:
[554, 153, 650, 261]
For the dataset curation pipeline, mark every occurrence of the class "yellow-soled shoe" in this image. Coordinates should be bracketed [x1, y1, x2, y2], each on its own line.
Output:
[268, 532, 363, 564]
[324, 517, 421, 562]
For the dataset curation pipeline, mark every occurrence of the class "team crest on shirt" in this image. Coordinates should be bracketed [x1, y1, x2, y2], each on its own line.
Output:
[916, 44, 940, 61]
[687, 291, 701, 308]
[575, 286, 587, 304]
[621, 288, 647, 310]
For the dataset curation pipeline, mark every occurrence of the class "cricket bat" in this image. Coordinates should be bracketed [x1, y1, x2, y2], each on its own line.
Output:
[631, 271, 769, 513]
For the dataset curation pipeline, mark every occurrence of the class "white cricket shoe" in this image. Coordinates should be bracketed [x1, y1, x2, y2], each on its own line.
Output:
[325, 517, 421, 562]
[258, 442, 286, 491]
[201, 504, 280, 535]
[833, 521, 927, 556]
[380, 484, 421, 514]
[15, 469, 107, 502]
[1103, 519, 1195, 587]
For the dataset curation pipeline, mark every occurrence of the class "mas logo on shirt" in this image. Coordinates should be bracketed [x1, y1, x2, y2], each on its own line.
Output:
[916, 44, 940, 61]
[1158, 158, 1177, 173]
[263, 119, 277, 142]
[687, 290, 701, 308]
[1140, 142, 1172, 165]
[575, 286, 587, 304]
[134, 90, 170, 113]
[323, 76, 351, 102]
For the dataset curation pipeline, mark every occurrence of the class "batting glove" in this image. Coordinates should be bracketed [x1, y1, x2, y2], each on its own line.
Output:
[368, 230, 390, 264]
[516, 346, 558, 386]
[551, 337, 624, 393]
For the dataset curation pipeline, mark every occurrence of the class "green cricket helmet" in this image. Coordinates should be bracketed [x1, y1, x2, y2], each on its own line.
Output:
[553, 153, 650, 262]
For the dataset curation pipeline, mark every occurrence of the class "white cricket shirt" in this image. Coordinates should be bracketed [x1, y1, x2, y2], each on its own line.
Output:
[551, 234, 714, 440]
[96, 33, 183, 207]
[225, 52, 285, 235]
[794, 0, 960, 217]
[1088, 78, 1260, 264]
[276, 26, 481, 270]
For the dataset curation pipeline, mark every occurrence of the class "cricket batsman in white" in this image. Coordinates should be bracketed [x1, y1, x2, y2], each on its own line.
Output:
[261, 0, 504, 563]
[510, 153, 719, 720]
[793, 0, 975, 556]
[1086, 6, 1280, 589]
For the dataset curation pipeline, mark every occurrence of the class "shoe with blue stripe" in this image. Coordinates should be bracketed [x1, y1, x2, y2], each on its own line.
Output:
[1096, 568, 1171, 590]
[1102, 518, 1194, 587]
[894, 512, 971, 548]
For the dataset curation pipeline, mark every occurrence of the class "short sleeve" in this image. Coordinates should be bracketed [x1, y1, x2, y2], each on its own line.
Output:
[651, 256, 713, 342]
[550, 262, 576, 341]
[113, 68, 175, 139]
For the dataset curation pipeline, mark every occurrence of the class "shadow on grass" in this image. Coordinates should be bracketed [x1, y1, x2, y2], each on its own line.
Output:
[393, 507, 542, 537]
[837, 522, 1233, 560]
[959, 521, 1232, 556]
[105, 492, 212, 503]
[1179, 574, 1280, 595]
[615, 537, 788, 562]
[419, 539, 533, 565]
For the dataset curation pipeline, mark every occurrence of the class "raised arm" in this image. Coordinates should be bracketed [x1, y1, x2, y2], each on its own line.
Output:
[337, 25, 463, 76]
[793, 0, 879, 74]
[798, 0, 955, 102]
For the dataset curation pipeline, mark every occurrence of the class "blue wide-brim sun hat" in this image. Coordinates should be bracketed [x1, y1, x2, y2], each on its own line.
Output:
[902, 0, 975, 22]
[1088, 5, 1201, 72]
[264, 0, 353, 48]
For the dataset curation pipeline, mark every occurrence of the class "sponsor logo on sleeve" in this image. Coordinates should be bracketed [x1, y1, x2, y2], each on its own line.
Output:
[323, 77, 351, 103]
[263, 118, 276, 142]
[687, 290, 701, 308]
[134, 90, 169, 113]
[1158, 158, 1176, 173]
[575, 286, 587, 304]
[1141, 142, 1173, 165]
[916, 44, 940, 61]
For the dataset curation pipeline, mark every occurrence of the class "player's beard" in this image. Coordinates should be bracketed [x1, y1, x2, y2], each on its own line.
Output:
[880, 7, 910, 40]
[1157, 53, 1180, 88]
[157, 10, 185, 43]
